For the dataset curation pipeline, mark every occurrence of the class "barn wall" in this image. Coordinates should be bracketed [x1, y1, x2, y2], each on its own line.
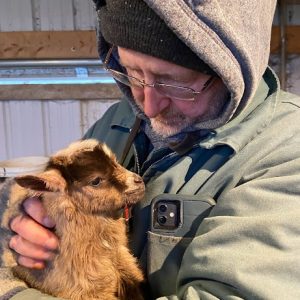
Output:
[0, 1, 300, 161]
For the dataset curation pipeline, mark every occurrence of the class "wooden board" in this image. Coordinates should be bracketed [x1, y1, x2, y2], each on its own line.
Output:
[0, 27, 300, 60]
[271, 25, 300, 53]
[0, 83, 121, 100]
[0, 98, 119, 160]
[0, 31, 98, 59]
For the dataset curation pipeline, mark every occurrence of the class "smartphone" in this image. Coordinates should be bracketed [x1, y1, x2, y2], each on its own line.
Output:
[150, 194, 214, 237]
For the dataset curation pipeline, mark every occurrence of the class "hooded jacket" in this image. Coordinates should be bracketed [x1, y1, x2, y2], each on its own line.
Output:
[96, 0, 277, 129]
[2, 1, 300, 300]
[145, 0, 277, 127]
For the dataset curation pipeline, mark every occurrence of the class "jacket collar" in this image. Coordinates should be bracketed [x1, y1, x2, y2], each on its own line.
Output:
[200, 67, 279, 153]
[109, 97, 137, 130]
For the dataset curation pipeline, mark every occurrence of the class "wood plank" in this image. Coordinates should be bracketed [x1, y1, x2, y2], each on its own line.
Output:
[38, 0, 74, 30]
[1, 100, 46, 158]
[0, 83, 122, 100]
[0, 27, 300, 60]
[0, 31, 98, 59]
[0, 101, 7, 159]
[0, 0, 33, 32]
[0, 99, 118, 161]
[41, 100, 83, 153]
[271, 25, 300, 54]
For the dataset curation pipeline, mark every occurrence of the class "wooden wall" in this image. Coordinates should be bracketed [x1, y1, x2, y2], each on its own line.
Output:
[0, 1, 300, 160]
[0, 0, 120, 160]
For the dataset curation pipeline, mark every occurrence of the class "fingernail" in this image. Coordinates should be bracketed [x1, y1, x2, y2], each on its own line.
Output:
[33, 262, 45, 269]
[43, 216, 55, 228]
[45, 237, 58, 250]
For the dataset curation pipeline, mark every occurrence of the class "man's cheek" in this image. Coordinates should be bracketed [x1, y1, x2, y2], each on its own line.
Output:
[131, 90, 144, 105]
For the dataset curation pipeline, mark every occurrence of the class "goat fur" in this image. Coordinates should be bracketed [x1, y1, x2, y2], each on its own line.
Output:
[0, 139, 145, 300]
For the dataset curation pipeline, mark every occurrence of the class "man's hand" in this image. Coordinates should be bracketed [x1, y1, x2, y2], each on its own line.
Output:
[9, 197, 59, 269]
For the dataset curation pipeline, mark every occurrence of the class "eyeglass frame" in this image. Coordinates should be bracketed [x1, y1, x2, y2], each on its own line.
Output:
[103, 45, 216, 101]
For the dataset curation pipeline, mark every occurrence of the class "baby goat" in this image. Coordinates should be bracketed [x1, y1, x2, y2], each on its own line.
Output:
[0, 139, 145, 300]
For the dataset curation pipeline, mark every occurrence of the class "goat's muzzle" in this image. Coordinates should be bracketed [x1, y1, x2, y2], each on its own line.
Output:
[123, 172, 145, 206]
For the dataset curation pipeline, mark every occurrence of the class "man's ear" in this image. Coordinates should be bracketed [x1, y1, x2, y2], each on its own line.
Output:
[15, 170, 66, 192]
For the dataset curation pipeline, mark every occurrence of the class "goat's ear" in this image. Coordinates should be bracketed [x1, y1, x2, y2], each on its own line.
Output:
[15, 170, 66, 192]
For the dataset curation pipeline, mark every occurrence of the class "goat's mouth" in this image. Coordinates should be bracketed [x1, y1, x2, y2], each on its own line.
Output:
[121, 200, 138, 221]
[123, 204, 132, 221]
[121, 188, 145, 220]
[123, 189, 145, 205]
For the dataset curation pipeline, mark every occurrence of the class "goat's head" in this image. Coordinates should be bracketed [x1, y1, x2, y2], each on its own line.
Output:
[15, 140, 145, 216]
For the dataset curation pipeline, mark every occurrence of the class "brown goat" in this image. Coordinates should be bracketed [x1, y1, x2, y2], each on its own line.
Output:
[0, 139, 145, 300]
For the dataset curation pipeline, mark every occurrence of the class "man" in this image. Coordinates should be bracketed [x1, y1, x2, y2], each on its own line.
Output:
[2, 0, 300, 299]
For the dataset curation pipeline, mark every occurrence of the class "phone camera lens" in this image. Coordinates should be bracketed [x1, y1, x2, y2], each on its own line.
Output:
[158, 216, 167, 225]
[158, 204, 167, 213]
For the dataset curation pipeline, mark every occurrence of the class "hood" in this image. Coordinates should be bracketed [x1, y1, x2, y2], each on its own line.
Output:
[94, 0, 277, 130]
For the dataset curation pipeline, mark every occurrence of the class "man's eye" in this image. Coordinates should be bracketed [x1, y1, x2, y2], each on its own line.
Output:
[90, 177, 102, 187]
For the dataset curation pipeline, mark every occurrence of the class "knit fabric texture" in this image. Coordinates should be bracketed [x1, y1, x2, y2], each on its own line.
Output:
[97, 0, 215, 75]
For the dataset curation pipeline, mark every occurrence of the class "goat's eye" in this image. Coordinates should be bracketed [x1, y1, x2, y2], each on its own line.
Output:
[90, 177, 102, 187]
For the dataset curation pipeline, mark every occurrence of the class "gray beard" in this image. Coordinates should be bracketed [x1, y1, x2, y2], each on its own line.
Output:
[120, 81, 229, 141]
[143, 119, 210, 152]
[148, 91, 229, 138]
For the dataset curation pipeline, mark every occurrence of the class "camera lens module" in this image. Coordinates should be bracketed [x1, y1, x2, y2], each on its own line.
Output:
[158, 204, 168, 213]
[158, 216, 167, 225]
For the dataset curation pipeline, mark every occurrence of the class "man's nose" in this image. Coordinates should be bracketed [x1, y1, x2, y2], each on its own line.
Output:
[142, 86, 170, 118]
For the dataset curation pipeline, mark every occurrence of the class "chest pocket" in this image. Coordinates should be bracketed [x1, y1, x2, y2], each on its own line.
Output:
[147, 195, 214, 297]
[144, 146, 233, 298]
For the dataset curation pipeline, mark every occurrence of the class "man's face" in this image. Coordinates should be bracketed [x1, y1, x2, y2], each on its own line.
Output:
[118, 47, 229, 137]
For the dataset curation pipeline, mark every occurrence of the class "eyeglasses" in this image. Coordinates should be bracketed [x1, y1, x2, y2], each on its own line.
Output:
[103, 46, 216, 101]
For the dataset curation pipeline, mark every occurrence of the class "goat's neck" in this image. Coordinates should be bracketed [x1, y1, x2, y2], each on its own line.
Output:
[54, 211, 128, 249]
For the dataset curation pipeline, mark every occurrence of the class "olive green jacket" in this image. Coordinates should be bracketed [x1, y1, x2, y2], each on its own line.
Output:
[4, 68, 300, 299]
